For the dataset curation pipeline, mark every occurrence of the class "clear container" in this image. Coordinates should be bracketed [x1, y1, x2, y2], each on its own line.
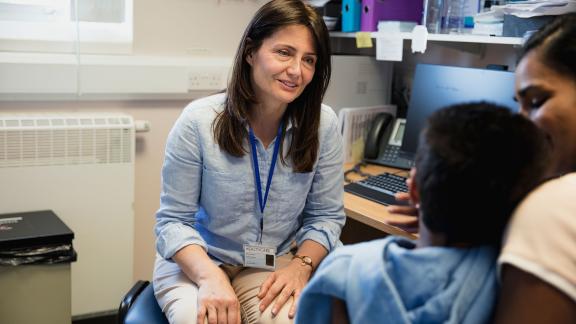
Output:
[442, 0, 482, 34]
[424, 0, 444, 34]
[444, 0, 465, 34]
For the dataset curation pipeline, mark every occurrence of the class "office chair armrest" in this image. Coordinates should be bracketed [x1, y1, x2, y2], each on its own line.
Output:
[118, 280, 150, 324]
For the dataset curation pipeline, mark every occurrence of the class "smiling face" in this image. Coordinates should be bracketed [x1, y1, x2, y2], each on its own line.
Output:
[515, 50, 576, 175]
[246, 24, 317, 110]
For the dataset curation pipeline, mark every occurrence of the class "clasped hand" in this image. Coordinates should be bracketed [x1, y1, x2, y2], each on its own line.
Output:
[197, 269, 241, 324]
[196, 260, 312, 324]
[258, 259, 313, 319]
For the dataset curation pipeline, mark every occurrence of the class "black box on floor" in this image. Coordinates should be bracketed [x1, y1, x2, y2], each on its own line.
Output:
[0, 210, 76, 265]
[0, 210, 74, 249]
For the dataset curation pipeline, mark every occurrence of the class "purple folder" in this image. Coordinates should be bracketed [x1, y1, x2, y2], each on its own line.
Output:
[361, 0, 424, 32]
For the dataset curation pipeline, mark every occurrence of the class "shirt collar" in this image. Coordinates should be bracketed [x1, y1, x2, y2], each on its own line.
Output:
[243, 116, 294, 133]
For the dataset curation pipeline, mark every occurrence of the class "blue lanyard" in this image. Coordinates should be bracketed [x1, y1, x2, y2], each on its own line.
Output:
[249, 122, 283, 217]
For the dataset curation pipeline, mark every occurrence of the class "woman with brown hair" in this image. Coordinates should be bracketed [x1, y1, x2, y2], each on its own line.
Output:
[153, 1, 345, 323]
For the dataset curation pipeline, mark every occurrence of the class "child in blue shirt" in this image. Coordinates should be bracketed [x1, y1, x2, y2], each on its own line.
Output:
[296, 102, 551, 324]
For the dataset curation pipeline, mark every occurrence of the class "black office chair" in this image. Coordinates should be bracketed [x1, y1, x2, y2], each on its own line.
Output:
[118, 280, 168, 324]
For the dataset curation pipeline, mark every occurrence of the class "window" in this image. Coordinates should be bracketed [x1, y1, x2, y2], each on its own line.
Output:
[0, 0, 133, 54]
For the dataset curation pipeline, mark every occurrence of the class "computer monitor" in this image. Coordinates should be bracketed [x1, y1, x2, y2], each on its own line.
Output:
[401, 64, 518, 156]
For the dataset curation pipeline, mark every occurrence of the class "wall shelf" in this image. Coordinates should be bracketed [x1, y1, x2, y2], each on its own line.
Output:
[330, 31, 523, 46]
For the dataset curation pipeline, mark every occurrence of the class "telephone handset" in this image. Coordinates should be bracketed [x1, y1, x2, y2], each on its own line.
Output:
[364, 113, 393, 159]
[364, 113, 411, 169]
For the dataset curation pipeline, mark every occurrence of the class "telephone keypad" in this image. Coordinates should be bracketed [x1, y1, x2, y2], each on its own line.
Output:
[380, 145, 401, 163]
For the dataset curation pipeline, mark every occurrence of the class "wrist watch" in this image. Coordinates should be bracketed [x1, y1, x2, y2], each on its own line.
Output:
[293, 254, 313, 269]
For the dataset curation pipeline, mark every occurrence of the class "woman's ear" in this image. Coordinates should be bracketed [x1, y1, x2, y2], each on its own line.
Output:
[246, 50, 254, 66]
[245, 39, 254, 66]
[408, 167, 420, 208]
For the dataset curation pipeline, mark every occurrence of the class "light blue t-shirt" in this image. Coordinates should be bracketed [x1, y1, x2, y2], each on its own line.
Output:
[155, 93, 346, 265]
[297, 236, 498, 324]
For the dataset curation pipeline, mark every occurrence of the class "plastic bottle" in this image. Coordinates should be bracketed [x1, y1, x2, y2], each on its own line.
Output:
[423, 0, 444, 34]
[444, 0, 465, 34]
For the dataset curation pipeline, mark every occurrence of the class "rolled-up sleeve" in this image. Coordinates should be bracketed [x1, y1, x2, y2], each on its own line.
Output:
[296, 109, 346, 251]
[155, 107, 206, 260]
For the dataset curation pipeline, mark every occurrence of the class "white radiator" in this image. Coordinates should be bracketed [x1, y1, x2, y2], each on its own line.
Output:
[0, 113, 135, 316]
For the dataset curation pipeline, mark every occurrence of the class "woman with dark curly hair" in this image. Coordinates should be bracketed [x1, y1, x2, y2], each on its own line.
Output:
[495, 13, 576, 324]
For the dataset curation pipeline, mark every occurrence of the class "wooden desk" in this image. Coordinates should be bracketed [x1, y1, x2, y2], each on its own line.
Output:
[343, 163, 418, 240]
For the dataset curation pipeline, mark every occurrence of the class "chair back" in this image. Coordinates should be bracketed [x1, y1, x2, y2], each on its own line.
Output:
[118, 280, 168, 324]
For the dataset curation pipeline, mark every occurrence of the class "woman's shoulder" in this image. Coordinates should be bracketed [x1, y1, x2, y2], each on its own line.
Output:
[181, 93, 226, 121]
[500, 173, 576, 299]
[550, 172, 576, 188]
[506, 172, 576, 237]
[320, 103, 338, 121]
[519, 173, 576, 210]
[318, 103, 339, 132]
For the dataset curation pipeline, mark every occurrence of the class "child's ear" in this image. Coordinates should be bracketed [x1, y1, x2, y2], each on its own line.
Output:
[408, 167, 420, 207]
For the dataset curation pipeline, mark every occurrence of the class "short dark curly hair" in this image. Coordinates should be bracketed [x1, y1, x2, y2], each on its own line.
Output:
[414, 102, 550, 246]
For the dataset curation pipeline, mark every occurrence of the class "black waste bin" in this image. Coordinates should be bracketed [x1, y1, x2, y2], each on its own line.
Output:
[0, 210, 76, 324]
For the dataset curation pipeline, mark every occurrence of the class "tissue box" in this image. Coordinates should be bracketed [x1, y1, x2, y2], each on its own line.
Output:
[503, 14, 555, 37]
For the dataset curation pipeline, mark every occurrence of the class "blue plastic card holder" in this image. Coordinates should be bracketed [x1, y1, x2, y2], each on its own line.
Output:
[342, 0, 362, 32]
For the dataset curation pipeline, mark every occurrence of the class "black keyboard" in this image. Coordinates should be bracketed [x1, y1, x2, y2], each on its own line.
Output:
[344, 172, 409, 206]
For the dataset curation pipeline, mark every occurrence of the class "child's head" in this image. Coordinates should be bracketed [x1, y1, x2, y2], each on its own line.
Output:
[410, 102, 550, 246]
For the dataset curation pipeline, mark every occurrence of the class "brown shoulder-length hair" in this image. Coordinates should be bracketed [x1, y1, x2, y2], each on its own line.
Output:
[213, 0, 331, 173]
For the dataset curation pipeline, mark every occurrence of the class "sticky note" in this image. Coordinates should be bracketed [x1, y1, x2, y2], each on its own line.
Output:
[355, 32, 373, 48]
[376, 35, 403, 61]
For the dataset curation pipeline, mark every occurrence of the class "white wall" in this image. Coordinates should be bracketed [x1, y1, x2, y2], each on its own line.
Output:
[0, 0, 263, 284]
[134, 0, 266, 56]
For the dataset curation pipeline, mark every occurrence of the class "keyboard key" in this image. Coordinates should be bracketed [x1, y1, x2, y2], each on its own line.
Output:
[359, 172, 408, 194]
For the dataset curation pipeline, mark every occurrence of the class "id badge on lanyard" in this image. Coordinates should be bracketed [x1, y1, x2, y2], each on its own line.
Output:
[243, 244, 276, 270]
[243, 122, 282, 270]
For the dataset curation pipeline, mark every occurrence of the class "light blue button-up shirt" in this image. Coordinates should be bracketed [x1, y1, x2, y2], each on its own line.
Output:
[155, 93, 345, 265]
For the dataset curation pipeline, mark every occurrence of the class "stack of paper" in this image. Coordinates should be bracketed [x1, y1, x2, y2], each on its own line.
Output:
[338, 105, 397, 164]
[478, 0, 576, 20]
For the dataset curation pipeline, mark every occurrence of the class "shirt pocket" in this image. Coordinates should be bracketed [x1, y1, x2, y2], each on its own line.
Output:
[276, 171, 313, 223]
[200, 168, 249, 227]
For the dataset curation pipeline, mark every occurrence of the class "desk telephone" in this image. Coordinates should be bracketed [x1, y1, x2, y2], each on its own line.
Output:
[363, 113, 413, 170]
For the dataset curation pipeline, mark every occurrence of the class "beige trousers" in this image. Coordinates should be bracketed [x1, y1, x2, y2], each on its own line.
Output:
[153, 254, 295, 324]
